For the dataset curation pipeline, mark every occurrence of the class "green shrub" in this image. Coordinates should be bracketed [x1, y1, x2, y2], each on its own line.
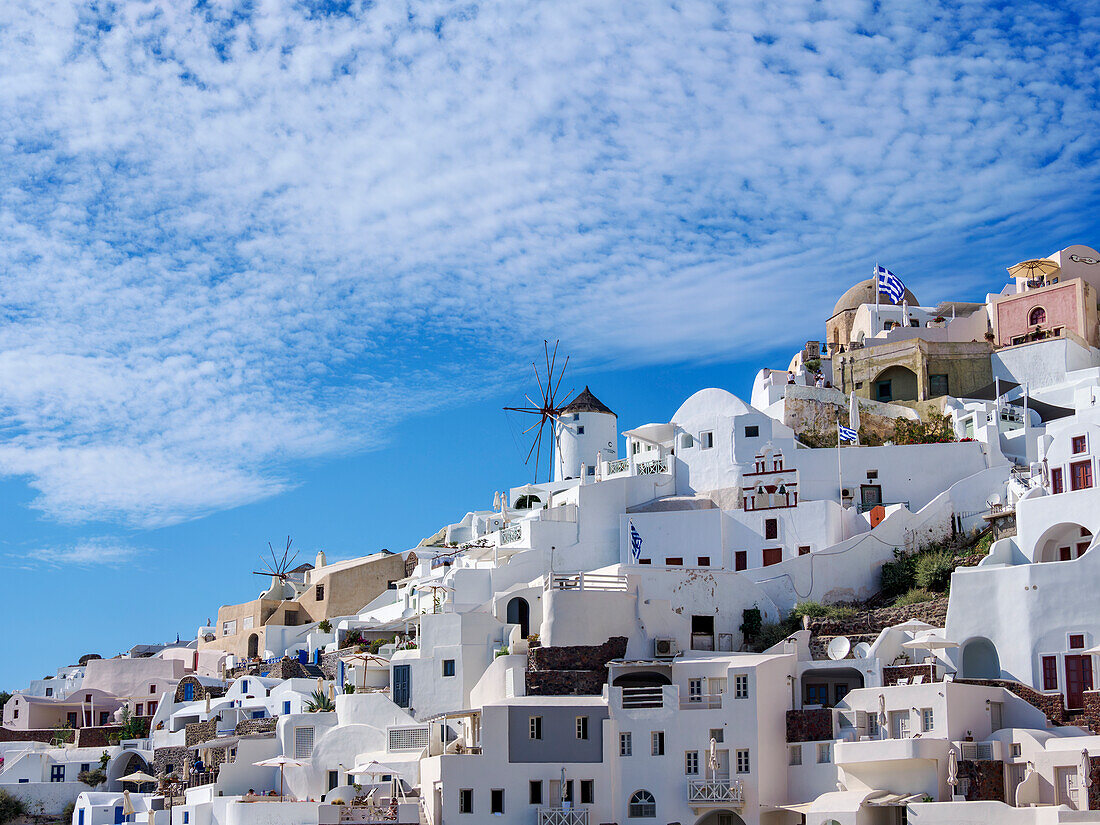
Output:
[753, 621, 796, 652]
[739, 607, 763, 643]
[915, 551, 955, 592]
[894, 587, 936, 606]
[790, 601, 828, 620]
[826, 605, 858, 620]
[79, 768, 107, 787]
[317, 619, 332, 634]
[0, 789, 26, 824]
[969, 532, 993, 557]
[62, 801, 76, 825]
[880, 550, 916, 597]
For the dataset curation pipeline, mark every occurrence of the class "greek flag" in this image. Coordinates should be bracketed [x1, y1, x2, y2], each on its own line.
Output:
[628, 519, 643, 562]
[875, 265, 905, 303]
[838, 423, 858, 443]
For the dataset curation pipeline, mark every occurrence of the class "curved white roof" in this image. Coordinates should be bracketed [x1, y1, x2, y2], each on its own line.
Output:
[672, 387, 757, 423]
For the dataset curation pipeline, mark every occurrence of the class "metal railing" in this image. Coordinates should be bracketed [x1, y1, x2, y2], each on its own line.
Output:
[499, 525, 522, 545]
[337, 804, 399, 824]
[857, 500, 909, 514]
[687, 778, 744, 804]
[538, 808, 589, 825]
[545, 572, 629, 592]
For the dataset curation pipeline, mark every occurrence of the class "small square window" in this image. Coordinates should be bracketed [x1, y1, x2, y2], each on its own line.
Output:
[1070, 634, 1085, 650]
[576, 425, 585, 435]
[150, 684, 157, 694]
[697, 556, 710, 566]
[817, 743, 832, 764]
[788, 745, 801, 766]
[735, 748, 750, 773]
[529, 716, 542, 739]
[665, 557, 683, 566]
[798, 545, 811, 556]
[709, 728, 724, 743]
[580, 780, 594, 805]
[701, 431, 715, 449]
[681, 433, 694, 449]
[867, 470, 878, 480]
[734, 674, 749, 699]
[1012, 743, 1022, 758]
[651, 731, 665, 756]
[685, 751, 699, 775]
[744, 425, 759, 438]
[490, 789, 504, 814]
[576, 716, 589, 740]
[442, 659, 456, 677]
[1073, 435, 1087, 454]
[458, 789, 473, 814]
[620, 732, 632, 756]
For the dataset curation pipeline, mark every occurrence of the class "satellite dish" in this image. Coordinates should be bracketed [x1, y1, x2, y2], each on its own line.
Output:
[853, 642, 872, 659]
[986, 494, 1002, 508]
[827, 636, 851, 661]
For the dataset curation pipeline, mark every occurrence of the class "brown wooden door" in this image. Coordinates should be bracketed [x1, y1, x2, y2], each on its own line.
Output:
[1065, 655, 1094, 709]
[762, 547, 782, 566]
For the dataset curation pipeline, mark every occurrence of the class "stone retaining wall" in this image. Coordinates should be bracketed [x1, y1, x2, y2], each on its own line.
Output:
[185, 718, 218, 747]
[235, 717, 278, 736]
[959, 759, 1005, 802]
[955, 678, 1068, 726]
[809, 598, 949, 637]
[883, 663, 936, 686]
[525, 637, 627, 697]
[786, 708, 833, 743]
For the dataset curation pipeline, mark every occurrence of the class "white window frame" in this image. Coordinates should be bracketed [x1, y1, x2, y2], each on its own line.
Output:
[788, 745, 801, 766]
[529, 716, 542, 740]
[733, 674, 749, 699]
[685, 751, 699, 775]
[651, 731, 665, 756]
[620, 732, 632, 756]
[735, 748, 750, 774]
[817, 743, 832, 764]
[701, 431, 715, 449]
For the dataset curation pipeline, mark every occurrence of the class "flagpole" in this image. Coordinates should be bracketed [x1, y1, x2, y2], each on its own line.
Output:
[837, 416, 845, 509]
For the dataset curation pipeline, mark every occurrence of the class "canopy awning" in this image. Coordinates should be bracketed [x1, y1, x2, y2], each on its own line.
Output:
[1006, 395, 1074, 422]
[962, 380, 1020, 401]
[866, 791, 925, 806]
[622, 423, 675, 445]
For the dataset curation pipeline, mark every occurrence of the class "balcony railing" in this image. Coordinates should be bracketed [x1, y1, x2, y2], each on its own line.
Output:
[545, 572, 629, 592]
[857, 499, 909, 514]
[687, 778, 744, 805]
[538, 808, 589, 825]
[620, 686, 665, 709]
[606, 458, 631, 476]
[499, 525, 522, 545]
[680, 694, 723, 710]
[636, 458, 669, 475]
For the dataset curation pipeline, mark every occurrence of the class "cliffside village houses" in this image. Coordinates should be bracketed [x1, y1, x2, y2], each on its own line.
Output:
[6, 244, 1100, 825]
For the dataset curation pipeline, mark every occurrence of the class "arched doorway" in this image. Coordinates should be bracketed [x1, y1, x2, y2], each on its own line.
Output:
[611, 672, 672, 688]
[695, 811, 746, 825]
[247, 633, 259, 659]
[107, 750, 152, 790]
[1035, 522, 1093, 563]
[960, 637, 1000, 679]
[506, 597, 530, 638]
[872, 366, 918, 403]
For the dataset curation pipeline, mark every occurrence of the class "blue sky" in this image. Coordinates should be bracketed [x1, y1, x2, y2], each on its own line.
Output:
[1, 0, 1099, 690]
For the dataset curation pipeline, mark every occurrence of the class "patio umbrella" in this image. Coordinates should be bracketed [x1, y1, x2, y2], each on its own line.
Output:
[947, 747, 958, 797]
[348, 761, 403, 800]
[341, 653, 390, 693]
[119, 771, 158, 786]
[253, 755, 308, 800]
[122, 790, 135, 818]
[708, 737, 720, 775]
[1082, 749, 1093, 808]
[878, 694, 888, 739]
[1007, 258, 1060, 281]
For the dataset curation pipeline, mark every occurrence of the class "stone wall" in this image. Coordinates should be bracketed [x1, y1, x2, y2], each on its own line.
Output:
[320, 648, 352, 681]
[808, 598, 949, 637]
[0, 727, 74, 744]
[883, 663, 936, 686]
[226, 656, 314, 681]
[525, 637, 627, 697]
[955, 678, 1067, 726]
[174, 676, 227, 704]
[153, 746, 189, 778]
[786, 708, 833, 743]
[784, 389, 908, 443]
[235, 717, 278, 736]
[959, 759, 1005, 802]
[185, 718, 218, 747]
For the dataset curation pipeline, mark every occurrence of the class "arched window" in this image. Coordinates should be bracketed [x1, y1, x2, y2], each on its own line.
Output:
[1030, 306, 1046, 326]
[628, 790, 656, 818]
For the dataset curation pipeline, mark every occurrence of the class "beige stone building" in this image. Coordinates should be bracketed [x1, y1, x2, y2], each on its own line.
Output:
[826, 277, 919, 354]
[200, 550, 409, 661]
[834, 337, 994, 404]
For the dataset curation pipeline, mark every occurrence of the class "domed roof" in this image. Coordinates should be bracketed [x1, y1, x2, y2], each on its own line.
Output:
[830, 278, 919, 318]
[560, 386, 615, 416]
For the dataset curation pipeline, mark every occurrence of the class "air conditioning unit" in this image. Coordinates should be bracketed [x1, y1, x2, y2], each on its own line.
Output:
[654, 638, 677, 658]
[841, 487, 854, 498]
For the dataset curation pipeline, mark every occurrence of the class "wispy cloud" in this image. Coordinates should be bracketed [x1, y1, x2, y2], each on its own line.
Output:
[23, 538, 147, 568]
[0, 0, 1097, 525]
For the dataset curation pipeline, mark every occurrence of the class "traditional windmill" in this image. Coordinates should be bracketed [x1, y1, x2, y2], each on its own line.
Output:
[503, 340, 576, 483]
[252, 536, 300, 597]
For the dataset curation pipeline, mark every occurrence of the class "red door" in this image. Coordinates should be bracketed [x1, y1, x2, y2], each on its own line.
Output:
[762, 548, 782, 566]
[1065, 655, 1094, 709]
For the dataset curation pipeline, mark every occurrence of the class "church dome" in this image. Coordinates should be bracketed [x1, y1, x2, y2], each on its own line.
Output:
[830, 278, 919, 318]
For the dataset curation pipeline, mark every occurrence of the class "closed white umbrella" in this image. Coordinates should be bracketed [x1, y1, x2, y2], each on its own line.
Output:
[122, 790, 135, 817]
[878, 694, 888, 739]
[1081, 749, 1093, 809]
[708, 737, 720, 776]
[947, 747, 958, 797]
[848, 394, 861, 443]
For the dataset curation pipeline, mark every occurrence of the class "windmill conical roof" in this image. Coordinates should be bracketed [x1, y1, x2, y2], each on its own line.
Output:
[560, 386, 615, 416]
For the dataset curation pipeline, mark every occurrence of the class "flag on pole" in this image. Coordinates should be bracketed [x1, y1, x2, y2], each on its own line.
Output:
[628, 519, 643, 562]
[875, 265, 905, 303]
[838, 423, 858, 443]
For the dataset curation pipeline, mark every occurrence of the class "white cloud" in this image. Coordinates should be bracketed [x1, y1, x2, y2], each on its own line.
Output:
[23, 538, 147, 567]
[0, 0, 1097, 524]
